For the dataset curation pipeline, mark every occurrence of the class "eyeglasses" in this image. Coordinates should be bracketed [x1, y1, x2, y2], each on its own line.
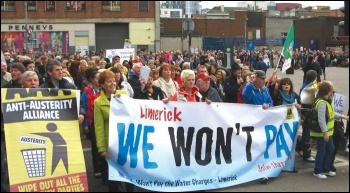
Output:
[282, 82, 291, 85]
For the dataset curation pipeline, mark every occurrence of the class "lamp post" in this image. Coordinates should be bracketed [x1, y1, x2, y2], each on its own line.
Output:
[25, 1, 28, 52]
[244, 15, 247, 46]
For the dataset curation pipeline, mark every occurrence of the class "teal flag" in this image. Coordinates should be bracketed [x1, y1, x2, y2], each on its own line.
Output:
[282, 23, 294, 60]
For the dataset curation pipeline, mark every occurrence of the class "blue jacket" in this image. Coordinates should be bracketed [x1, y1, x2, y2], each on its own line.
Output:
[242, 82, 273, 107]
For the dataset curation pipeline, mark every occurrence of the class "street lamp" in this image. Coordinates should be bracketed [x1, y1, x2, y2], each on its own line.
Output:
[25, 1, 28, 51]
[244, 15, 247, 46]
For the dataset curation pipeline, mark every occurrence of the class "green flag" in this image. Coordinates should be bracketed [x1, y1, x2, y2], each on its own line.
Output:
[282, 23, 294, 60]
[281, 23, 294, 73]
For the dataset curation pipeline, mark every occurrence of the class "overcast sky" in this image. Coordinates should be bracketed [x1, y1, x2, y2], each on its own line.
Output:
[200, 1, 345, 10]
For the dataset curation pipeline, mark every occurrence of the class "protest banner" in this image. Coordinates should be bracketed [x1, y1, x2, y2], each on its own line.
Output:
[332, 92, 348, 115]
[105, 48, 135, 63]
[107, 95, 300, 192]
[332, 92, 348, 121]
[1, 88, 88, 192]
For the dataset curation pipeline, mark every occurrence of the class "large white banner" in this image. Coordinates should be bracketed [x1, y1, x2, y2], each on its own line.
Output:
[105, 48, 135, 63]
[108, 96, 300, 192]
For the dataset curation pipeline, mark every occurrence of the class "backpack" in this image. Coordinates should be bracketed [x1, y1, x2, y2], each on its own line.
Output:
[304, 99, 329, 133]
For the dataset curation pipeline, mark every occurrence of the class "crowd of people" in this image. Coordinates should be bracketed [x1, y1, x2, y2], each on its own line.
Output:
[1, 47, 349, 191]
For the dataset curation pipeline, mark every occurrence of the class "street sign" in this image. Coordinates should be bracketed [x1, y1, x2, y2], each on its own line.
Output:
[223, 45, 234, 69]
[247, 40, 254, 51]
[182, 20, 195, 32]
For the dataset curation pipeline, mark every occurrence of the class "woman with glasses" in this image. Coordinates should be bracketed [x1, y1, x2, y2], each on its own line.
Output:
[272, 77, 301, 108]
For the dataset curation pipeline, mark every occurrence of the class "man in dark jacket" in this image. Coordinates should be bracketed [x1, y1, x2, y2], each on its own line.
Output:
[2, 63, 26, 88]
[223, 62, 243, 103]
[39, 59, 76, 89]
[39, 59, 86, 123]
[197, 73, 222, 102]
[128, 62, 145, 99]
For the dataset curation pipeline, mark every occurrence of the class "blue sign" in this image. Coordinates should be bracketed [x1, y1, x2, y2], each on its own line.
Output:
[247, 41, 254, 51]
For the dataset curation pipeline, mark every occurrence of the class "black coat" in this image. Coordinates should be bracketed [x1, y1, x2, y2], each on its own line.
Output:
[138, 85, 164, 100]
[223, 74, 241, 103]
[39, 77, 77, 89]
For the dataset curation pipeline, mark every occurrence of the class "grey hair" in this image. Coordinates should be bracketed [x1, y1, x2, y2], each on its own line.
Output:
[21, 71, 38, 82]
[182, 62, 190, 69]
[180, 69, 195, 82]
[46, 59, 62, 72]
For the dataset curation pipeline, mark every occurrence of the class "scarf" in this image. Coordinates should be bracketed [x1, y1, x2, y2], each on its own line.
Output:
[279, 90, 295, 105]
[85, 84, 101, 126]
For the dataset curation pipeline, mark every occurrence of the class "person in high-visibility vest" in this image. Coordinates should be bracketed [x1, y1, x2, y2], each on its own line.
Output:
[311, 81, 349, 180]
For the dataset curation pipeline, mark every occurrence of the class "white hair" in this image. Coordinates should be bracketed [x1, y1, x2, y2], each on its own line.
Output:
[180, 69, 195, 82]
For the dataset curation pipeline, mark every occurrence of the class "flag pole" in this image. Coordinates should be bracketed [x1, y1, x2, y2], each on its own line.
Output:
[275, 51, 282, 70]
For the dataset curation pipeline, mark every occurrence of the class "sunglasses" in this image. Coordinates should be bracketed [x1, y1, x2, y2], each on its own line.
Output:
[282, 82, 291, 85]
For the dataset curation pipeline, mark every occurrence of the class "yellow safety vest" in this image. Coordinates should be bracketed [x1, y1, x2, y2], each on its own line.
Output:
[310, 99, 335, 137]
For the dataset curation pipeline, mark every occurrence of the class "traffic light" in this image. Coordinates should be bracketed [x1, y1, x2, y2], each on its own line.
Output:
[339, 2, 349, 36]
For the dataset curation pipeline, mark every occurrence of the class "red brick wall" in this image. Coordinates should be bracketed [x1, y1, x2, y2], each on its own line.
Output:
[161, 11, 265, 38]
[1, 1, 155, 19]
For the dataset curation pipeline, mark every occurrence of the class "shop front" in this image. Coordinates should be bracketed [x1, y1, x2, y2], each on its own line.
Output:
[1, 23, 95, 55]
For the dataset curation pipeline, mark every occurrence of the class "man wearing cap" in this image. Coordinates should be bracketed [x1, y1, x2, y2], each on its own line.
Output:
[197, 73, 222, 103]
[2, 62, 26, 88]
[223, 62, 243, 103]
[242, 70, 273, 108]
[242, 70, 273, 183]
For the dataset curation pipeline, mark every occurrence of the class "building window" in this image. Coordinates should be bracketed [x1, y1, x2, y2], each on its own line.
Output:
[139, 1, 148, 11]
[101, 1, 121, 11]
[170, 11, 180, 18]
[45, 1, 56, 11]
[66, 1, 86, 11]
[27, 1, 37, 11]
[281, 32, 287, 37]
[1, 1, 15, 12]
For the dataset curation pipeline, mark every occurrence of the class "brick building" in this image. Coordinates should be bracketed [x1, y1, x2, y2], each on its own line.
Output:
[1, 1, 156, 54]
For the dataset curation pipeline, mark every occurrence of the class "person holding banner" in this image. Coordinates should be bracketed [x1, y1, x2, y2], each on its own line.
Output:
[139, 71, 164, 100]
[128, 62, 145, 99]
[272, 77, 301, 109]
[177, 70, 201, 102]
[197, 72, 222, 103]
[311, 81, 349, 179]
[223, 62, 243, 103]
[242, 70, 273, 183]
[94, 70, 134, 192]
[152, 63, 179, 100]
